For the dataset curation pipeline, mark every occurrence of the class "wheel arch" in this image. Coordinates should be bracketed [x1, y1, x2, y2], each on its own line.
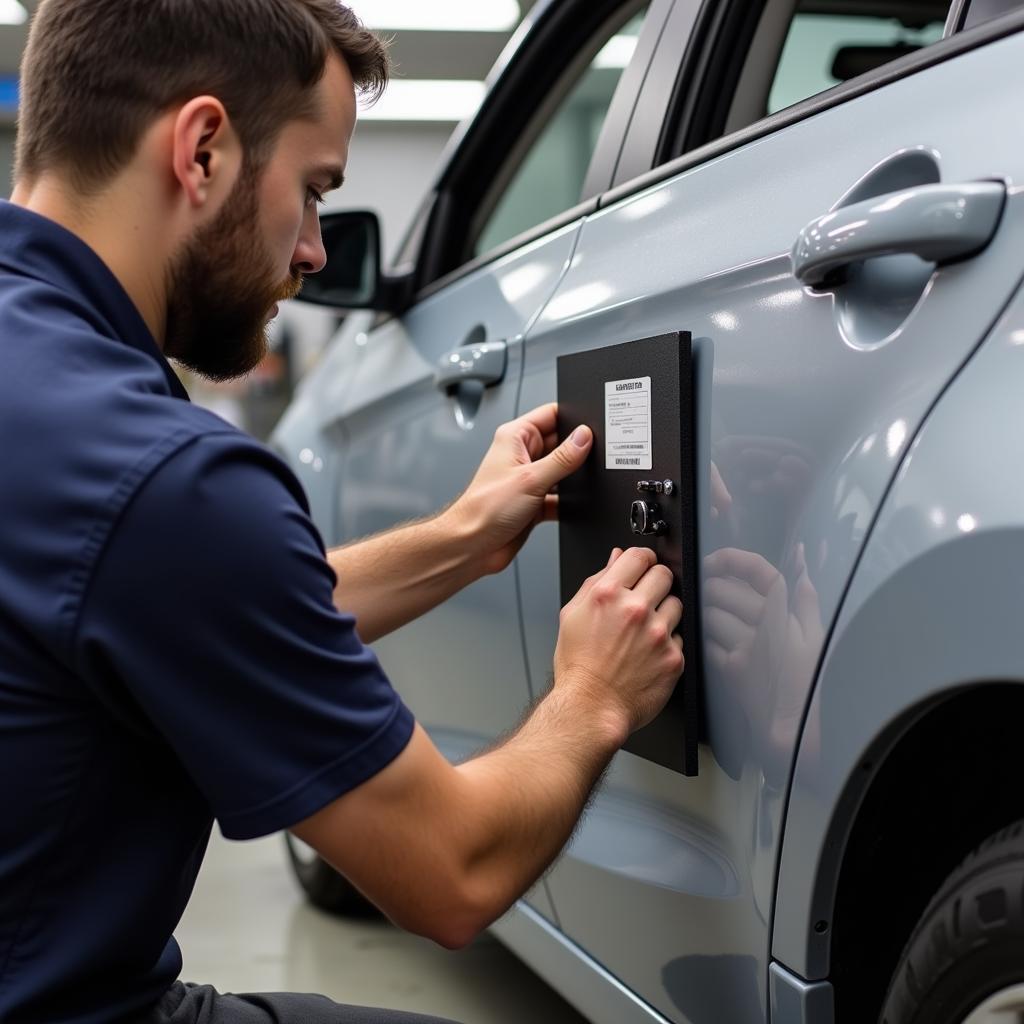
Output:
[771, 528, 1024, 982]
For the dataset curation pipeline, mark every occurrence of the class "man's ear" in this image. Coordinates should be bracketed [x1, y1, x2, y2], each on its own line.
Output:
[171, 96, 243, 210]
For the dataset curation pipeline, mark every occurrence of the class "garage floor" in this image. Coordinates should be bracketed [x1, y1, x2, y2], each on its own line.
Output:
[176, 832, 589, 1024]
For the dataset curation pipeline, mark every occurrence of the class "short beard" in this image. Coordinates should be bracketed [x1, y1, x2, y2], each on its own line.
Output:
[163, 161, 303, 383]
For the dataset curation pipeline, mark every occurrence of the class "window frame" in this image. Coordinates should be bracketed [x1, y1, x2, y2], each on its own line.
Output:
[605, 0, 1024, 205]
[404, 0, 676, 301]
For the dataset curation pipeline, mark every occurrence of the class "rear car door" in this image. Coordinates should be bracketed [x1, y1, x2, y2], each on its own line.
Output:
[515, 1, 1024, 1018]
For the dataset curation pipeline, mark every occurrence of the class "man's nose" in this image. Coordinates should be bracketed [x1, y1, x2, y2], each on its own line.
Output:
[293, 227, 328, 276]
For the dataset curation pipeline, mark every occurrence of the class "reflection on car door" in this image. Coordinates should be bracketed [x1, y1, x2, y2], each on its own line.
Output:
[516, 24, 1024, 1024]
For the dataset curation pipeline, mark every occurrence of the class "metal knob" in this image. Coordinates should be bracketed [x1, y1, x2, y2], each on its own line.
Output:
[630, 500, 667, 537]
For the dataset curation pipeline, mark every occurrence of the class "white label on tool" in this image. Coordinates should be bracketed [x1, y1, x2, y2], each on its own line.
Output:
[605, 376, 652, 470]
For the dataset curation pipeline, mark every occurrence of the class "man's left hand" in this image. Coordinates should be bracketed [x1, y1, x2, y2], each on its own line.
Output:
[447, 403, 593, 576]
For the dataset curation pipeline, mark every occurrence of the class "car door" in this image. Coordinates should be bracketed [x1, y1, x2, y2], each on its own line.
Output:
[515, 0, 1024, 1018]
[328, 0, 671, 921]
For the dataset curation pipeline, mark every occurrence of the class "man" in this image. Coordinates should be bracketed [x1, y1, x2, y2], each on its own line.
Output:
[0, 2, 684, 1022]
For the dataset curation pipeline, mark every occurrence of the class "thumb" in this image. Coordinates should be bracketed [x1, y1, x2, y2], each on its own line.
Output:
[531, 425, 593, 492]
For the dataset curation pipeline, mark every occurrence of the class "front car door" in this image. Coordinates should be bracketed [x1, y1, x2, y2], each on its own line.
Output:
[278, 0, 675, 923]
[515, 0, 1024, 1018]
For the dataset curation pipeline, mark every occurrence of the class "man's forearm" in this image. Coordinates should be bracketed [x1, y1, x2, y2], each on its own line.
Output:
[327, 505, 484, 643]
[446, 677, 628, 941]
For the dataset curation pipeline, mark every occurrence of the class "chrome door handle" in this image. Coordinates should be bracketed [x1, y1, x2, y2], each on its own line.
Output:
[435, 340, 507, 390]
[792, 181, 1006, 287]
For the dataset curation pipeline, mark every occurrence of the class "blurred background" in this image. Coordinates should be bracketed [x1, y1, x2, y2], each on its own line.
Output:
[0, 0, 544, 439]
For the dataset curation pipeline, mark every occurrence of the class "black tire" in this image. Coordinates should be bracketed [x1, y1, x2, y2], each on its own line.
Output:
[880, 819, 1024, 1024]
[283, 833, 378, 918]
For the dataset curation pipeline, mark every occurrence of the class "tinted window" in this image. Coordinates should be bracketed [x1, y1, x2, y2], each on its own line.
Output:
[663, 0, 953, 159]
[472, 7, 649, 257]
[768, 11, 945, 115]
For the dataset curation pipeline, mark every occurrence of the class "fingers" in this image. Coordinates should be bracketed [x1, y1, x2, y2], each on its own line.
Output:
[656, 594, 683, 634]
[703, 547, 779, 596]
[792, 544, 822, 634]
[633, 562, 674, 606]
[703, 574, 762, 626]
[516, 403, 558, 439]
[602, 546, 657, 589]
[528, 424, 593, 493]
[569, 549, 623, 605]
[710, 461, 732, 519]
[704, 605, 754, 651]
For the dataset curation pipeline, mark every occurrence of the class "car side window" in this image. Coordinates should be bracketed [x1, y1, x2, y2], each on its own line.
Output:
[471, 6, 650, 259]
[728, 1, 951, 137]
[659, 0, 955, 163]
[766, 10, 946, 116]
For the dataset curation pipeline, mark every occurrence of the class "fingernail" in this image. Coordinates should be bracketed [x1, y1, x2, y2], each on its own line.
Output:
[571, 426, 591, 447]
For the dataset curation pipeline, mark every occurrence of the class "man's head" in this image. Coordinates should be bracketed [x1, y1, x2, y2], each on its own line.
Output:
[14, 0, 388, 380]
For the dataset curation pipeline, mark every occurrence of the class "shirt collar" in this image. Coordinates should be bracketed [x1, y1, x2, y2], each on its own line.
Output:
[0, 200, 190, 401]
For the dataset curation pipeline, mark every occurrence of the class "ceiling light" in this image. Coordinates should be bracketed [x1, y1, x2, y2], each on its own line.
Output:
[354, 0, 519, 31]
[359, 80, 486, 122]
[0, 0, 26, 25]
[594, 34, 638, 69]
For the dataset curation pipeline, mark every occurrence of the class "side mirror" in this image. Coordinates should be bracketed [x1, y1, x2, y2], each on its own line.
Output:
[296, 210, 413, 314]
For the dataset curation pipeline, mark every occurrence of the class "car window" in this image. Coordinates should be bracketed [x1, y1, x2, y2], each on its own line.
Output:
[658, 0, 954, 163]
[471, 6, 650, 258]
[767, 11, 946, 115]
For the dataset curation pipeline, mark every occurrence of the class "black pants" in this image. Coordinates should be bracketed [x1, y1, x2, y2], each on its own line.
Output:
[132, 982, 463, 1024]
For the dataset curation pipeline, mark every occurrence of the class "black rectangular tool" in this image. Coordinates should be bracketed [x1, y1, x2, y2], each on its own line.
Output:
[557, 332, 699, 776]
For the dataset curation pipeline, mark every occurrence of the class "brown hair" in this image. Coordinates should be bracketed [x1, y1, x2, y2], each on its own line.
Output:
[15, 0, 390, 190]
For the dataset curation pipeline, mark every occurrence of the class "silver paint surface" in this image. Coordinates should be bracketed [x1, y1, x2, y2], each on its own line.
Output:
[773, 261, 1024, 979]
[515, 30, 1024, 1023]
[270, 21, 1024, 1024]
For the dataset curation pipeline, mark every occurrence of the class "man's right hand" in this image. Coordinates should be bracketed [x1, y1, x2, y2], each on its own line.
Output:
[296, 546, 684, 951]
[555, 547, 684, 737]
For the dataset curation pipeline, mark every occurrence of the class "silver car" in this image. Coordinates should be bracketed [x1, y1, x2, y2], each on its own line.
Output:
[273, 0, 1024, 1021]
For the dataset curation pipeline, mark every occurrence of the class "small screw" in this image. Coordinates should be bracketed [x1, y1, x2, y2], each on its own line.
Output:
[663, 480, 675, 496]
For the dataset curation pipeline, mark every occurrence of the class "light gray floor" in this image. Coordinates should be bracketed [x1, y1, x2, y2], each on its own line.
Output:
[176, 831, 589, 1024]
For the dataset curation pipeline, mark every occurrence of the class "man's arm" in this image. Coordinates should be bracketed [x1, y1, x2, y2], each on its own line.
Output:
[327, 404, 592, 643]
[293, 547, 683, 948]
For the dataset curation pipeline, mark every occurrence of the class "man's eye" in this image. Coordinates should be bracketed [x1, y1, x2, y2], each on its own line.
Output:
[306, 188, 325, 207]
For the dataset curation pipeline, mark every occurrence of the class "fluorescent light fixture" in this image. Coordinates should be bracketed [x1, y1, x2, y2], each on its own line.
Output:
[0, 0, 27, 25]
[354, 0, 519, 31]
[595, 34, 638, 69]
[359, 79, 486, 122]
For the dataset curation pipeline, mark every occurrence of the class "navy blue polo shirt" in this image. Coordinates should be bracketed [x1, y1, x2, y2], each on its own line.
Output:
[0, 201, 415, 1023]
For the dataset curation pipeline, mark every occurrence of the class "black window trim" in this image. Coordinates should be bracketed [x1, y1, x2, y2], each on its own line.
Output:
[599, 5, 1024, 212]
[415, 196, 600, 304]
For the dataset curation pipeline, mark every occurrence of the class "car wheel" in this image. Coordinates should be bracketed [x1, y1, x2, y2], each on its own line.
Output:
[283, 833, 377, 917]
[880, 820, 1024, 1024]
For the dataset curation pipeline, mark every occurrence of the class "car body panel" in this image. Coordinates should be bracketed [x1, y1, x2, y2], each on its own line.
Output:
[270, 1, 1024, 1020]
[513, 25, 1024, 1022]
[772, 269, 1024, 980]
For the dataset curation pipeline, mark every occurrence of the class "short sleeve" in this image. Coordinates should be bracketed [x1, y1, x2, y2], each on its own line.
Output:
[74, 432, 415, 840]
